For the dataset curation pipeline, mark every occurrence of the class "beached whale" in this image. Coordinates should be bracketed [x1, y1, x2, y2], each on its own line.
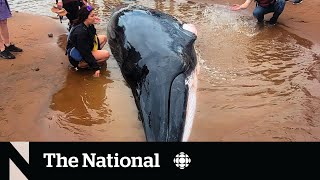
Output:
[107, 5, 198, 142]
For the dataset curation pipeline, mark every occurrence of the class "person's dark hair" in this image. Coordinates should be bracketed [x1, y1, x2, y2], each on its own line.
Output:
[73, 5, 95, 26]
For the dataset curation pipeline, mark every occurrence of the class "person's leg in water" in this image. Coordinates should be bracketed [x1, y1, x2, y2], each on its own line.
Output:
[252, 4, 274, 24]
[0, 19, 22, 59]
[269, 0, 286, 25]
[78, 50, 110, 68]
[253, 6, 266, 23]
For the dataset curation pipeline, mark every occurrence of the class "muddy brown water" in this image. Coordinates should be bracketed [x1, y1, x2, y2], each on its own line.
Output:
[10, 0, 320, 141]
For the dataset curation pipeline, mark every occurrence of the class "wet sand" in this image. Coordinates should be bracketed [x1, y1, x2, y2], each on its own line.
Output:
[189, 0, 320, 141]
[0, 0, 319, 141]
[192, 0, 320, 44]
[0, 12, 69, 140]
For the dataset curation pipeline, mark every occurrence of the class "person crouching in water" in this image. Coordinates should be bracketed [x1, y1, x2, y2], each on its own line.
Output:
[66, 4, 109, 77]
[231, 0, 286, 26]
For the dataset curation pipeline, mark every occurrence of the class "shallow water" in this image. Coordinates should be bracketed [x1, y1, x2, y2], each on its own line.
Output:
[10, 0, 320, 141]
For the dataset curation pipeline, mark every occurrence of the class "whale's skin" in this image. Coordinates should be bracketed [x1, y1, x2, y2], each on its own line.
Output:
[107, 5, 198, 142]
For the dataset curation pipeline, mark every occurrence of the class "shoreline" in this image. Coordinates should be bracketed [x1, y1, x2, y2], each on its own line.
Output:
[0, 12, 69, 140]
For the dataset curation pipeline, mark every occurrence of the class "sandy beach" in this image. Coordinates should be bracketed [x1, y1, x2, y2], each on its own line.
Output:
[0, 0, 319, 141]
[0, 12, 70, 140]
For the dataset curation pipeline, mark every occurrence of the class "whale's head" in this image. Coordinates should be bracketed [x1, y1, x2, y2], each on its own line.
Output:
[107, 5, 199, 142]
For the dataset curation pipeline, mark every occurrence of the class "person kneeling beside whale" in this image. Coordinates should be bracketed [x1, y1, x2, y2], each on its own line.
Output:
[66, 4, 110, 77]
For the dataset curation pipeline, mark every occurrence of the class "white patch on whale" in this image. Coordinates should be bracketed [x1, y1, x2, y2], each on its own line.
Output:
[182, 63, 199, 142]
[182, 23, 198, 36]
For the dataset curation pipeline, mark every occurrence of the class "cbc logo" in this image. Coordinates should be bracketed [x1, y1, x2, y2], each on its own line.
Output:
[173, 152, 191, 169]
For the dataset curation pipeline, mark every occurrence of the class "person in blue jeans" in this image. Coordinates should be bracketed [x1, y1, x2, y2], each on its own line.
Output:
[231, 0, 286, 25]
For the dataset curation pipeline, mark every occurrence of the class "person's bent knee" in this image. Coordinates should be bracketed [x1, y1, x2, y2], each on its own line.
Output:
[275, 0, 286, 10]
[253, 9, 263, 19]
[99, 35, 107, 44]
[104, 51, 110, 60]
[276, 0, 286, 7]
[97, 50, 110, 61]
[277, 0, 285, 3]
[103, 35, 107, 43]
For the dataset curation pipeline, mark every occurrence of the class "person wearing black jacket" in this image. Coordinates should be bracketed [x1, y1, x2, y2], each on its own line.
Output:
[66, 5, 109, 77]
